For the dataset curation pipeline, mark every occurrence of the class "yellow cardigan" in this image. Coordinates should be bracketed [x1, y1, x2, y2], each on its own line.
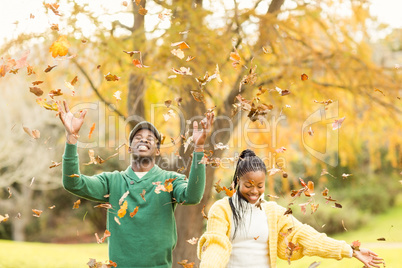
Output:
[197, 197, 352, 268]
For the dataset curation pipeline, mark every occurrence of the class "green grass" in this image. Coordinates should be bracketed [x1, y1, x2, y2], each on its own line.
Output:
[1, 205, 401, 268]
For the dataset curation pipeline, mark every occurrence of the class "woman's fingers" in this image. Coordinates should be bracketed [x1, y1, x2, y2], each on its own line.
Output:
[63, 100, 70, 113]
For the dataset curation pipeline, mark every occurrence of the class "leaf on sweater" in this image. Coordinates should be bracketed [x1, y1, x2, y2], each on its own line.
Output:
[87, 258, 117, 268]
[118, 200, 128, 218]
[186, 237, 199, 245]
[201, 205, 208, 220]
[73, 199, 81, 209]
[114, 216, 121, 225]
[177, 260, 194, 268]
[286, 241, 300, 264]
[32, 209, 43, 217]
[95, 229, 111, 244]
[140, 189, 146, 201]
[164, 178, 176, 193]
[68, 174, 80, 178]
[153, 181, 166, 194]
[284, 207, 293, 216]
[130, 206, 139, 218]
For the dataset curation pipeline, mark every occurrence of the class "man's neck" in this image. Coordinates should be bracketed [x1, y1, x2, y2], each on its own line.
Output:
[131, 158, 155, 172]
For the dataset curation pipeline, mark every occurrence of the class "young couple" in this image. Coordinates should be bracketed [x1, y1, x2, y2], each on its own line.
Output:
[58, 100, 382, 268]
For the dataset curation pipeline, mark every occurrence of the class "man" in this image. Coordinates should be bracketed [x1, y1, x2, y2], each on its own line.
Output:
[57, 100, 214, 268]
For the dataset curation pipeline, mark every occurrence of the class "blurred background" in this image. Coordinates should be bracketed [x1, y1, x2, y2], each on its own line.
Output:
[0, 0, 401, 267]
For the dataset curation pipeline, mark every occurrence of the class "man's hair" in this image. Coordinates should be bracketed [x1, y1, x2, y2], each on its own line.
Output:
[229, 149, 267, 238]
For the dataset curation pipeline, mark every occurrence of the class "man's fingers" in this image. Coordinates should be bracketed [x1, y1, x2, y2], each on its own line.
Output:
[63, 100, 70, 113]
[193, 121, 198, 132]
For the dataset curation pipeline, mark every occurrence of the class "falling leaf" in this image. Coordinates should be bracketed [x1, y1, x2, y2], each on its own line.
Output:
[177, 260, 194, 268]
[113, 90, 122, 101]
[7, 187, 12, 198]
[130, 206, 139, 217]
[351, 240, 360, 251]
[138, 5, 147, 15]
[23, 126, 40, 139]
[186, 237, 199, 245]
[94, 203, 113, 209]
[239, 65, 257, 91]
[222, 186, 235, 197]
[266, 194, 279, 199]
[268, 165, 282, 176]
[332, 117, 346, 130]
[140, 189, 146, 201]
[44, 2, 61, 16]
[377, 237, 386, 241]
[122, 1, 128, 6]
[105, 72, 120, 81]
[44, 65, 57, 73]
[88, 123, 96, 139]
[333, 203, 342, 209]
[114, 216, 121, 225]
[49, 35, 70, 58]
[49, 161, 61, 169]
[230, 50, 241, 69]
[314, 99, 333, 106]
[171, 49, 185, 59]
[158, 9, 172, 20]
[214, 179, 223, 193]
[118, 200, 128, 218]
[186, 56, 195, 62]
[342, 173, 352, 179]
[32, 81, 44, 86]
[119, 191, 130, 205]
[342, 220, 348, 231]
[311, 203, 319, 214]
[48, 89, 63, 99]
[36, 98, 58, 111]
[308, 126, 314, 136]
[275, 147, 286, 153]
[50, 24, 59, 31]
[284, 207, 293, 216]
[29, 87, 43, 96]
[308, 261, 321, 268]
[322, 187, 329, 196]
[68, 174, 80, 178]
[201, 205, 208, 220]
[214, 142, 229, 150]
[27, 64, 35, 75]
[95, 229, 111, 244]
[0, 214, 10, 223]
[32, 209, 43, 217]
[30, 13, 35, 19]
[190, 90, 206, 103]
[73, 199, 81, 209]
[172, 67, 192, 75]
[30, 177, 35, 187]
[374, 88, 385, 96]
[132, 59, 146, 68]
[163, 109, 176, 121]
[164, 100, 172, 107]
[301, 73, 308, 81]
[171, 41, 190, 50]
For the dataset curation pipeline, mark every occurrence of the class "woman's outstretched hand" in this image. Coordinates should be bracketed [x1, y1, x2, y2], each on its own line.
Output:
[353, 247, 384, 268]
[57, 100, 87, 144]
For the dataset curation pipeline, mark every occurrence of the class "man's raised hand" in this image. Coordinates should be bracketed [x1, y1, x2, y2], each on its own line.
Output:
[193, 112, 214, 152]
[57, 100, 87, 144]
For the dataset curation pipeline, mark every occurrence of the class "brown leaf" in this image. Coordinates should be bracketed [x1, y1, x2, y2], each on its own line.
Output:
[50, 24, 59, 31]
[105, 72, 120, 81]
[333, 203, 342, 208]
[49, 160, 61, 168]
[140, 189, 146, 201]
[301, 73, 308, 81]
[29, 87, 43, 96]
[73, 199, 81, 209]
[284, 207, 293, 216]
[32, 81, 44, 86]
[23, 126, 40, 139]
[201, 205, 208, 220]
[48, 89, 63, 99]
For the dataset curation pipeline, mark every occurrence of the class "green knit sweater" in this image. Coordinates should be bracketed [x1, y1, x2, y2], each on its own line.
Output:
[62, 143, 206, 268]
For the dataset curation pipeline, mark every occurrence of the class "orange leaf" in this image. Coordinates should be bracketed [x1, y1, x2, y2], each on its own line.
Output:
[88, 123, 96, 139]
[29, 87, 43, 96]
[70, 76, 78, 86]
[73, 199, 81, 209]
[32, 209, 43, 217]
[130, 206, 139, 218]
[301, 73, 308, 81]
[32, 81, 44, 86]
[201, 205, 208, 220]
[49, 35, 70, 58]
[214, 179, 223, 193]
[222, 186, 235, 197]
[138, 5, 147, 15]
[105, 72, 120, 81]
[118, 200, 128, 218]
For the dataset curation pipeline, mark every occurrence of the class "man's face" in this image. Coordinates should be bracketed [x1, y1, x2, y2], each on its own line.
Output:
[129, 129, 160, 159]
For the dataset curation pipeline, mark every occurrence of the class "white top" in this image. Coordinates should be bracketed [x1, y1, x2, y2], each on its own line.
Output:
[134, 172, 148, 179]
[227, 193, 270, 268]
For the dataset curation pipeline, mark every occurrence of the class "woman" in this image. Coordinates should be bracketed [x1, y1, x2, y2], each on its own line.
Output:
[197, 149, 383, 268]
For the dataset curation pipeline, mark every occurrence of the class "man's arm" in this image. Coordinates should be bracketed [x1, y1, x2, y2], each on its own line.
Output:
[62, 143, 109, 202]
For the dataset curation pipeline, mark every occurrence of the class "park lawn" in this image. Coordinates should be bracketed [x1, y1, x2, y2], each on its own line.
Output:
[1, 204, 401, 268]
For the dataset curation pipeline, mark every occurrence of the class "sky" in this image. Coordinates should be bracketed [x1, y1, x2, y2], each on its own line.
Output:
[0, 0, 401, 48]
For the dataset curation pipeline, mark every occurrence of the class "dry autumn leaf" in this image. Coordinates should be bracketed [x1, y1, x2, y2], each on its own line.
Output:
[201, 205, 208, 220]
[0, 214, 10, 223]
[32, 81, 44, 86]
[44, 65, 57, 73]
[130, 206, 139, 218]
[23, 126, 40, 139]
[171, 41, 190, 50]
[48, 89, 63, 99]
[171, 49, 185, 59]
[172, 67, 192, 76]
[94, 203, 113, 209]
[44, 2, 61, 16]
[113, 90, 122, 101]
[29, 87, 43, 96]
[88, 123, 96, 139]
[332, 117, 346, 130]
[138, 5, 147, 15]
[118, 200, 128, 218]
[95, 229, 111, 244]
[49, 161, 61, 169]
[36, 98, 58, 111]
[186, 237, 199, 245]
[73, 199, 81, 209]
[301, 73, 308, 81]
[230, 50, 241, 69]
[105, 72, 120, 81]
[119, 191, 130, 205]
[32, 209, 43, 217]
[50, 24, 59, 31]
[140, 189, 146, 201]
[49, 35, 70, 58]
[177, 260, 194, 268]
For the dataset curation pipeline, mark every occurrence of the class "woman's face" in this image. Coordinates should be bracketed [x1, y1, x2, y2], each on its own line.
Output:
[238, 170, 266, 204]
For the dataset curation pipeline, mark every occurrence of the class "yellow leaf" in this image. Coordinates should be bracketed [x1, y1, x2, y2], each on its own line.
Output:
[49, 35, 70, 58]
[118, 200, 128, 218]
